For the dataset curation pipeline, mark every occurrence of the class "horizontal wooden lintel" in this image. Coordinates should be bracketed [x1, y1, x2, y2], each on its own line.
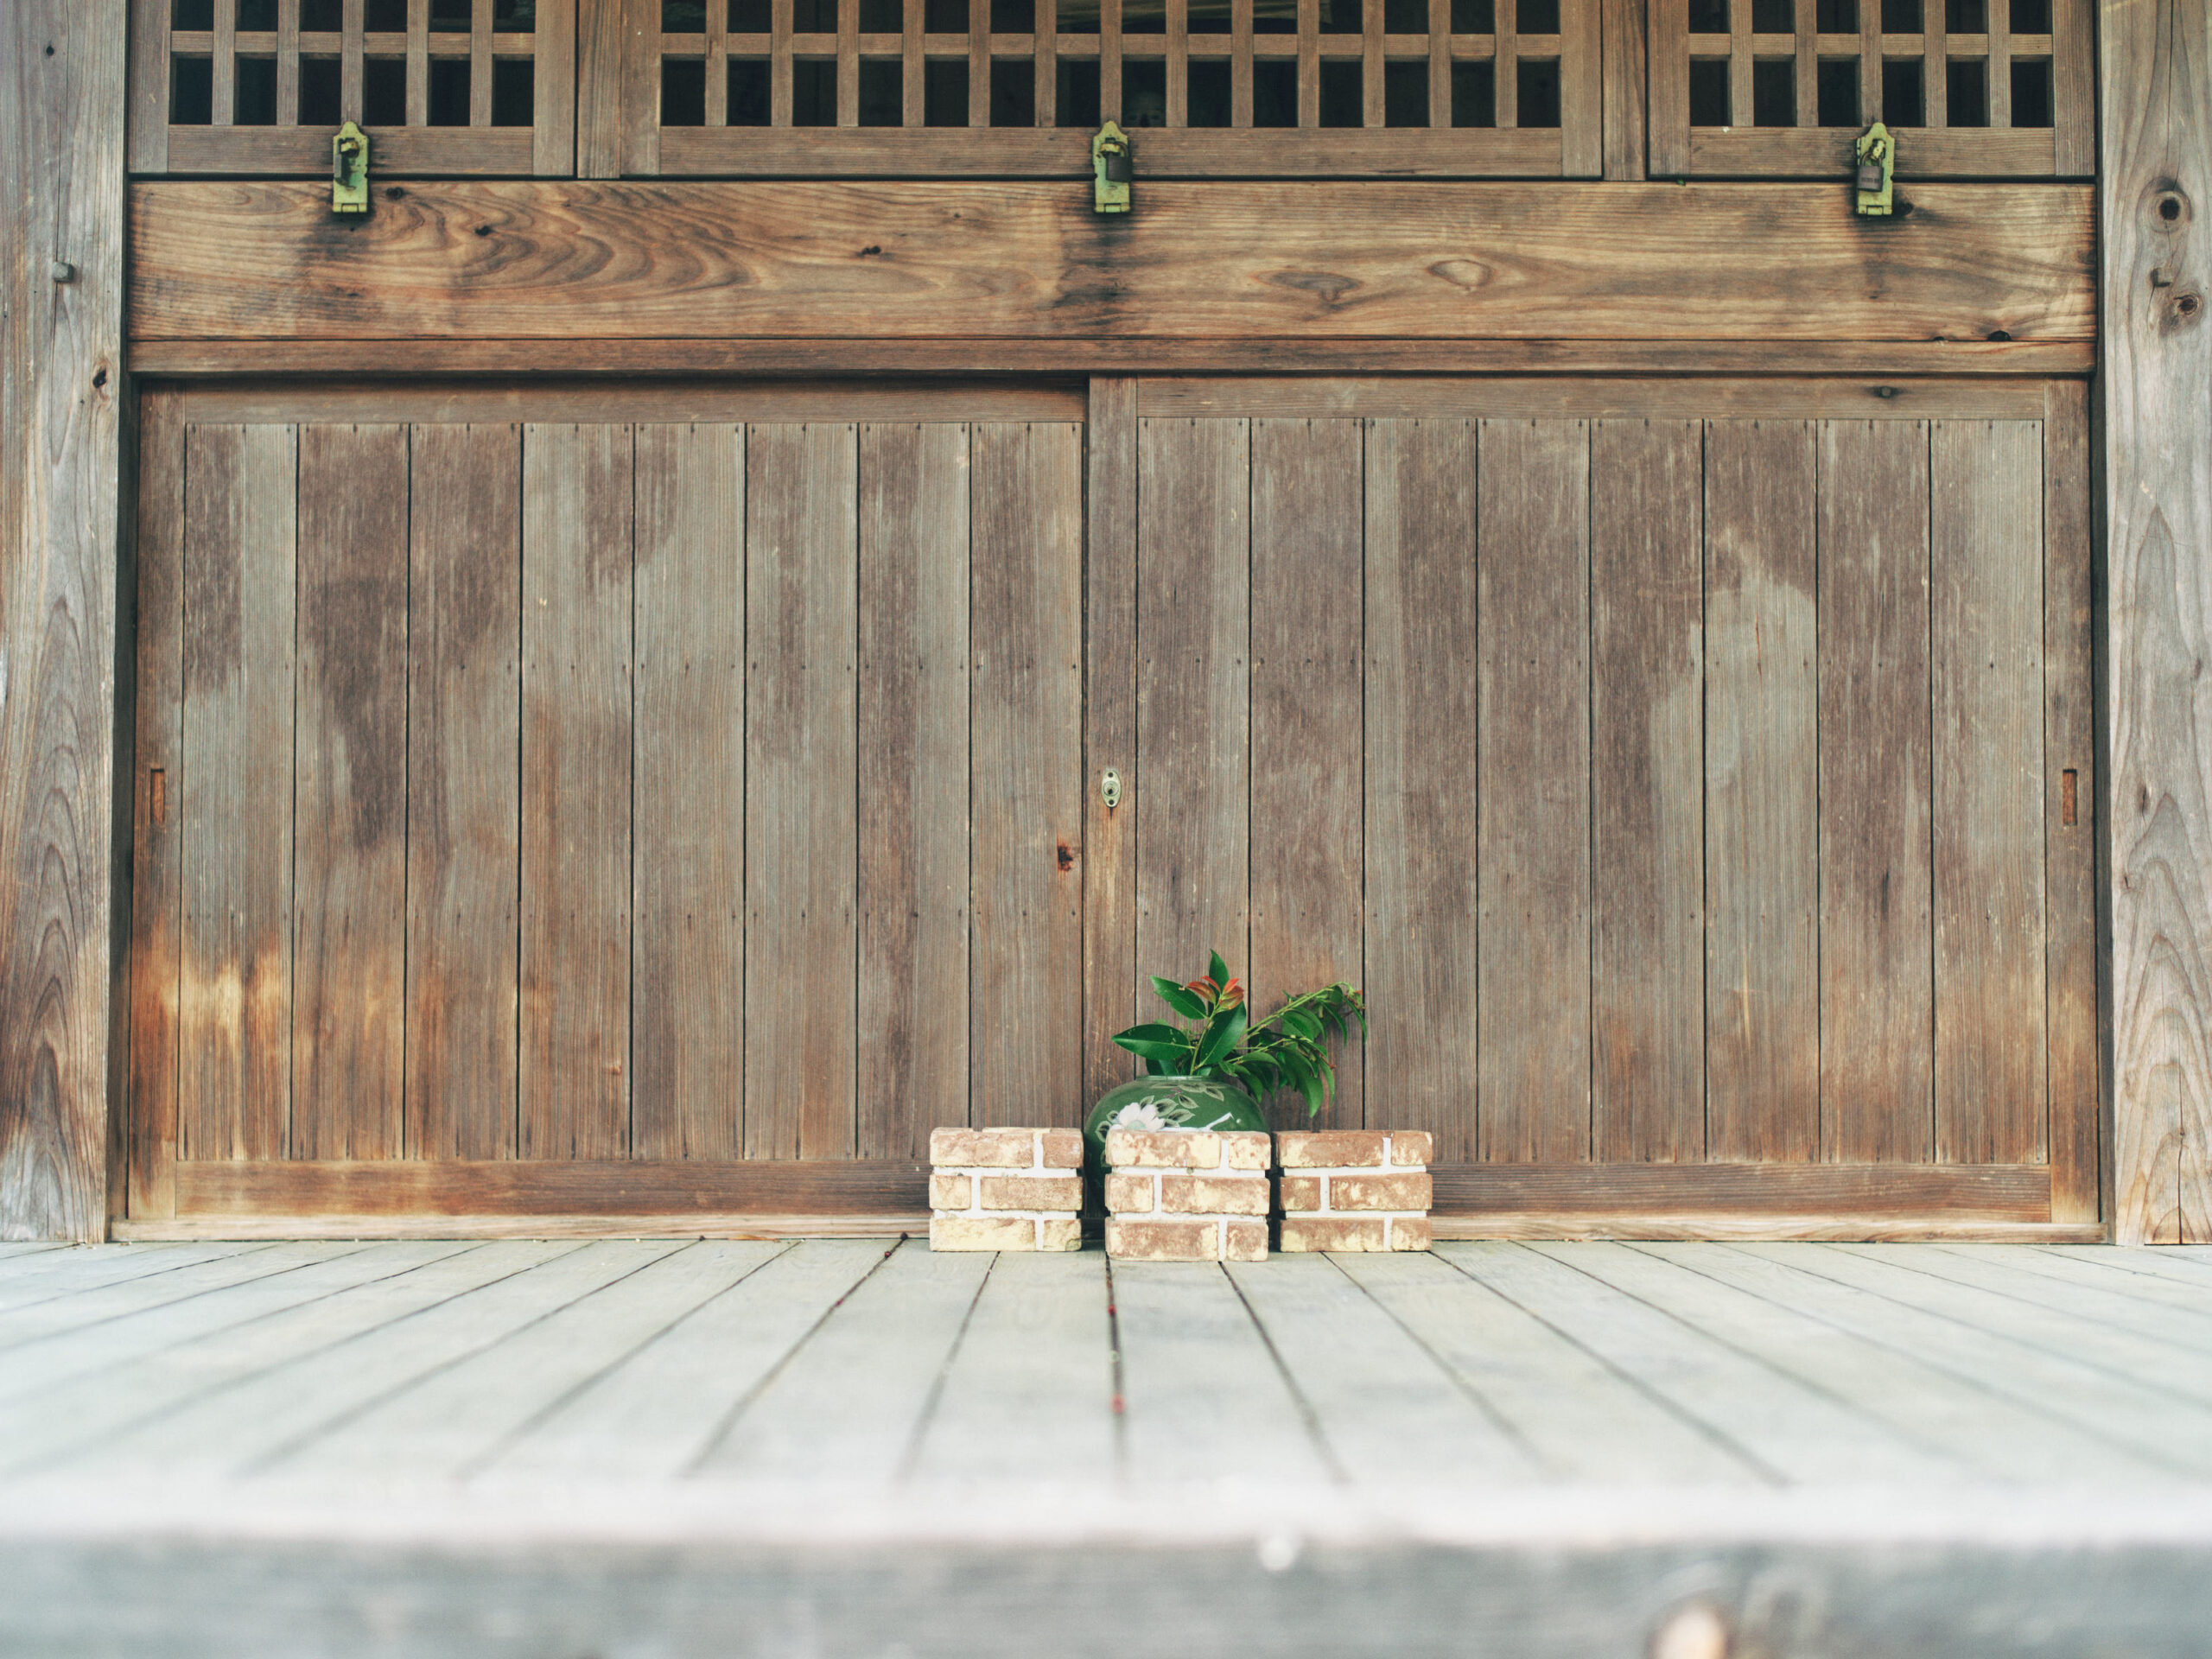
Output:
[128, 180, 2094, 346]
[174, 1159, 932, 1217]
[1433, 1162, 2053, 1218]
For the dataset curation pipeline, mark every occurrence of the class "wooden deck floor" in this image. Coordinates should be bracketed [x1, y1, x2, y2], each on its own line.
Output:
[5, 1237, 2212, 1656]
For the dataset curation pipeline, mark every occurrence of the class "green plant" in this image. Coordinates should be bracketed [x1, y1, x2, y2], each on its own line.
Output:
[1110, 949, 1367, 1119]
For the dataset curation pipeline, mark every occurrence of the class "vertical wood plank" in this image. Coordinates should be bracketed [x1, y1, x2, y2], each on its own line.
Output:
[842, 0, 862, 127]
[278, 0, 301, 125]
[1295, 0, 1318, 127]
[407, 0, 429, 128]
[406, 423, 522, 1162]
[619, 0, 662, 173]
[179, 424, 296, 1168]
[128, 0, 170, 173]
[2102, 0, 2210, 1243]
[1704, 419, 1819, 1163]
[472, 0, 495, 127]
[2050, 0, 2093, 176]
[1647, 0, 1686, 175]
[575, 0, 626, 176]
[2043, 382, 2099, 1224]
[342, 0, 364, 121]
[633, 424, 745, 1160]
[1364, 418, 1478, 1155]
[905, 0, 924, 124]
[1136, 418, 1249, 1011]
[520, 423, 632, 1160]
[746, 423, 859, 1160]
[534, 0, 579, 175]
[1084, 380, 1141, 1105]
[857, 422, 969, 1156]
[972, 423, 1087, 1128]
[1250, 419, 1364, 1132]
[1599, 0, 1646, 177]
[972, 0, 995, 125]
[1, 0, 126, 1241]
[1932, 419, 2047, 1167]
[1590, 420, 1703, 1163]
[1478, 419, 1592, 1164]
[291, 423, 409, 1163]
[1560, 0, 1602, 175]
[1362, 0, 1383, 128]
[1817, 419, 1935, 1164]
[128, 391, 187, 1219]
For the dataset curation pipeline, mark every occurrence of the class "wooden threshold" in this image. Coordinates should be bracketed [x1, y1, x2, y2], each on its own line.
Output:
[129, 339, 2097, 379]
[113, 1212, 925, 1240]
[1138, 375, 2056, 419]
[168, 1159, 931, 1217]
[1431, 1217, 2106, 1242]
[1432, 1161, 2055, 1217]
[159, 378, 1087, 425]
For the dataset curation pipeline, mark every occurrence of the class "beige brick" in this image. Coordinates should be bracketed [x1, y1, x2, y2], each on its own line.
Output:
[1039, 1128, 1084, 1169]
[1104, 1128, 1220, 1169]
[1385, 1130, 1433, 1168]
[1104, 1172, 1159, 1215]
[1332, 1172, 1433, 1213]
[1037, 1216, 1085, 1250]
[1387, 1216, 1433, 1251]
[929, 1127, 1037, 1168]
[929, 1172, 973, 1211]
[1275, 1130, 1387, 1169]
[1159, 1172, 1268, 1217]
[930, 1214, 1039, 1251]
[1223, 1218, 1268, 1262]
[1279, 1215, 1391, 1253]
[1105, 1217, 1221, 1261]
[979, 1173, 1082, 1212]
[1278, 1173, 1325, 1213]
[1222, 1131, 1272, 1170]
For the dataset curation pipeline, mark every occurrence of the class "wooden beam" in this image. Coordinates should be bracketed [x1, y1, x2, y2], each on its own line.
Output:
[0, 1, 125, 1241]
[126, 181, 2094, 345]
[2103, 0, 2212, 1244]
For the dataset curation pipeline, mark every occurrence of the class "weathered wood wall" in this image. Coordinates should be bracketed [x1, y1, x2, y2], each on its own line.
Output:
[0, 1, 125, 1242]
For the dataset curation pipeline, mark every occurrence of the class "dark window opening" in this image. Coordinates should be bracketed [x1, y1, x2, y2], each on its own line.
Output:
[1815, 0, 1855, 29]
[1946, 55, 1986, 124]
[494, 0, 536, 31]
[1943, 0, 1985, 28]
[363, 55, 407, 124]
[729, 57, 772, 122]
[1751, 56, 1792, 124]
[731, 0, 773, 29]
[1186, 59, 1232, 125]
[1253, 58, 1298, 124]
[170, 54, 213, 123]
[1319, 57, 1362, 124]
[300, 56, 341, 124]
[429, 57, 471, 124]
[1881, 55, 1923, 124]
[235, 55, 277, 124]
[174, 0, 215, 29]
[1688, 56, 1728, 124]
[663, 57, 708, 124]
[1382, 59, 1427, 124]
[238, 0, 278, 30]
[795, 57, 838, 124]
[2009, 0, 2050, 29]
[1515, 55, 1559, 124]
[994, 57, 1039, 124]
[301, 0, 342, 28]
[1451, 58, 1494, 124]
[492, 55, 533, 123]
[1123, 57, 1167, 124]
[1451, 0, 1494, 28]
[431, 0, 472, 29]
[1517, 0, 1558, 29]
[1750, 0, 1790, 30]
[1686, 0, 1726, 31]
[2010, 57, 2052, 125]
[365, 0, 407, 30]
[925, 0, 969, 24]
[1879, 0, 1920, 28]
[860, 58, 903, 124]
[994, 0, 1037, 27]
[860, 0, 902, 28]
[1057, 57, 1101, 123]
[1319, 0, 1360, 33]
[1815, 57, 1858, 125]
[1384, 0, 1426, 30]
[664, 0, 709, 29]
[925, 56, 969, 124]
[1124, 0, 1166, 30]
[1191, 0, 1234, 35]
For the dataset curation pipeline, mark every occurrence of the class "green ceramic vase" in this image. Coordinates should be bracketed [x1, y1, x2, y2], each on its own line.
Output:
[1084, 1073, 1268, 1179]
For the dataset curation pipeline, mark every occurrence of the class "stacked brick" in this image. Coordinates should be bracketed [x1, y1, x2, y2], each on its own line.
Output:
[928, 1127, 1084, 1251]
[1276, 1130, 1433, 1251]
[1103, 1128, 1271, 1262]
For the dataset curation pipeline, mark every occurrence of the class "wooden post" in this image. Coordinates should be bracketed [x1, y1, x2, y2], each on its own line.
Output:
[0, 0, 127, 1240]
[2103, 0, 2212, 1243]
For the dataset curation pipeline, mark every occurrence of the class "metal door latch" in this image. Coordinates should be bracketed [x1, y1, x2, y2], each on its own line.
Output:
[1093, 122, 1133, 214]
[333, 121, 370, 215]
[1853, 122, 1893, 217]
[1100, 768, 1123, 810]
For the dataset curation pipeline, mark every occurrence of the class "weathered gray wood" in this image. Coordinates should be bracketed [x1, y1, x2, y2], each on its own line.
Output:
[700, 1239, 990, 1482]
[1084, 379, 1142, 1105]
[632, 424, 746, 1160]
[1435, 1242, 1934, 1482]
[1589, 420, 1702, 1163]
[520, 424, 633, 1160]
[1910, 1243, 2212, 1356]
[291, 424, 409, 1163]
[1363, 419, 1479, 1158]
[1931, 421, 2048, 1167]
[0, 1242, 256, 1313]
[1228, 1255, 1541, 1484]
[405, 423, 523, 1161]
[179, 423, 296, 1167]
[1333, 1249, 1755, 1482]
[1249, 420, 1365, 1132]
[1112, 1260, 1332, 1485]
[970, 423, 1086, 1130]
[2034, 1243, 2212, 1290]
[1817, 420, 1935, 1164]
[1136, 419, 1250, 992]
[1478, 420, 1592, 1164]
[0, 1240, 348, 1359]
[907, 1249, 1115, 1485]
[857, 423, 969, 1156]
[1703, 421, 1820, 1163]
[493, 1238, 884, 1481]
[0, 0, 125, 1242]
[746, 423, 861, 1160]
[2102, 0, 2212, 1243]
[0, 1243, 63, 1260]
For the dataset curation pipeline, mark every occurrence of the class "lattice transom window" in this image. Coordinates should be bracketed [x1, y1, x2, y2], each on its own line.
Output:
[1651, 0, 2088, 175]
[130, 0, 577, 175]
[622, 0, 1599, 174]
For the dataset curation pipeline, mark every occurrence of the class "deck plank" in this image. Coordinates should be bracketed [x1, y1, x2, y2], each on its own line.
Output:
[1226, 1255, 1541, 1484]
[0, 1243, 264, 1313]
[1581, 1243, 2168, 1484]
[1913, 1244, 2212, 1353]
[1111, 1260, 1332, 1486]
[302, 1243, 785, 1478]
[907, 1249, 1116, 1486]
[698, 1239, 989, 1483]
[492, 1239, 887, 1482]
[0, 1242, 353, 1350]
[1434, 1243, 1933, 1483]
[1332, 1250, 1761, 1483]
[2034, 1244, 2212, 1289]
[0, 1243, 66, 1260]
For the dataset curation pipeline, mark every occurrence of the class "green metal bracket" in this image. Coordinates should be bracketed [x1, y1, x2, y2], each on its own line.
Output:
[333, 121, 370, 215]
[1853, 121, 1893, 217]
[1092, 121, 1132, 214]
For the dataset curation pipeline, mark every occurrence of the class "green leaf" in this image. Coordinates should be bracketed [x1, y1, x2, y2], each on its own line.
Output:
[1150, 977, 1211, 1020]
[1209, 948, 1230, 987]
[1194, 1001, 1249, 1070]
[1113, 1023, 1194, 1070]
